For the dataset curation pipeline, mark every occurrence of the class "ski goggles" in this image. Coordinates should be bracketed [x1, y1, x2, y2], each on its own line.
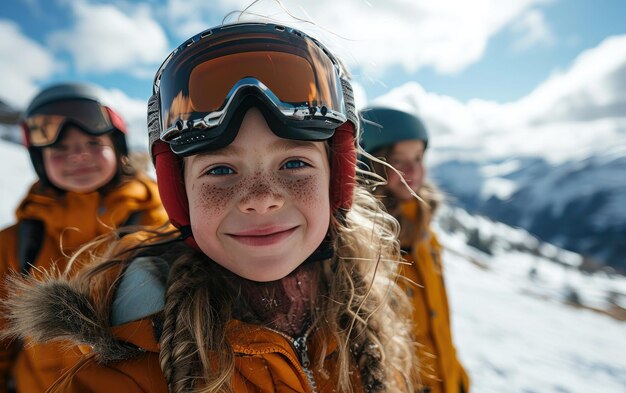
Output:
[152, 23, 355, 156]
[22, 99, 125, 148]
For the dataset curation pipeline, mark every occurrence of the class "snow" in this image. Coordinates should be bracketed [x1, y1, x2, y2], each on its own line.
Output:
[440, 229, 626, 393]
[0, 139, 36, 227]
[480, 177, 517, 201]
[1, 138, 625, 392]
[446, 253, 626, 392]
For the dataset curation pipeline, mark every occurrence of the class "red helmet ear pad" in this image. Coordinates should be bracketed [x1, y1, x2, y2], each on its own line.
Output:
[152, 120, 356, 246]
[152, 141, 199, 249]
[330, 121, 357, 211]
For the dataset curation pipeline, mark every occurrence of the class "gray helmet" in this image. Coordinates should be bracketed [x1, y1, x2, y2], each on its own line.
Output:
[26, 83, 108, 115]
[359, 107, 428, 154]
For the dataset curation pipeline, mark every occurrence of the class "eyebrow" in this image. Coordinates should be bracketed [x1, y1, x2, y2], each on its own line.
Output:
[207, 144, 244, 157]
[268, 138, 322, 153]
[198, 138, 321, 158]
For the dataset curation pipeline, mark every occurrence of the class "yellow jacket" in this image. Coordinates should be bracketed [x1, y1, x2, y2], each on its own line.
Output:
[397, 200, 469, 393]
[0, 175, 167, 393]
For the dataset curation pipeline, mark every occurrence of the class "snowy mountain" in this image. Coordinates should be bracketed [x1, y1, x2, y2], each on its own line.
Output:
[431, 148, 626, 272]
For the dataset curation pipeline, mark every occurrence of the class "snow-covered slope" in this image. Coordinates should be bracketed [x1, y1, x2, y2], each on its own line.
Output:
[435, 206, 626, 316]
[434, 206, 626, 392]
[445, 246, 626, 393]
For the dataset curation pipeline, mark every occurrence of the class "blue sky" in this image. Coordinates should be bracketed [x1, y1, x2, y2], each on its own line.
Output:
[1, 0, 625, 150]
[391, 0, 626, 102]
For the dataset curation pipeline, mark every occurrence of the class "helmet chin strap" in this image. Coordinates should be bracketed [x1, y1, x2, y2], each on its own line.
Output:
[302, 232, 334, 264]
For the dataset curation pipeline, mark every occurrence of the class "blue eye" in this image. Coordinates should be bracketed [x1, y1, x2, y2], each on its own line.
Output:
[207, 166, 235, 176]
[282, 160, 308, 170]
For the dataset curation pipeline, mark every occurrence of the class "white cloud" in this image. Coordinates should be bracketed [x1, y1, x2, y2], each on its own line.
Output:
[0, 20, 61, 107]
[49, 1, 169, 75]
[160, 0, 241, 38]
[371, 34, 626, 165]
[516, 34, 626, 124]
[510, 9, 556, 52]
[161, 0, 549, 76]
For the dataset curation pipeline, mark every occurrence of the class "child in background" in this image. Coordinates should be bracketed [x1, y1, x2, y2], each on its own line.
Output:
[3, 24, 420, 392]
[361, 107, 470, 393]
[0, 83, 168, 393]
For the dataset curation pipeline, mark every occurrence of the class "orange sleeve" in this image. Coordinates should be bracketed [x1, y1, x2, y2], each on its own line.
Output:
[0, 226, 19, 393]
[48, 354, 149, 393]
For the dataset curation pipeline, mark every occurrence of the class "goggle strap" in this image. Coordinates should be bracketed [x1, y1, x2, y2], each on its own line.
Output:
[147, 94, 162, 161]
[106, 107, 127, 134]
[340, 77, 358, 127]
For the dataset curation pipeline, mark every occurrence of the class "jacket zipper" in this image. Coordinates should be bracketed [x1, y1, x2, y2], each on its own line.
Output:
[266, 326, 318, 393]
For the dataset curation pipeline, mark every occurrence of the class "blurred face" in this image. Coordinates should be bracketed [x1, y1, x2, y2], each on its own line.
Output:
[184, 107, 331, 282]
[42, 126, 118, 193]
[386, 139, 426, 201]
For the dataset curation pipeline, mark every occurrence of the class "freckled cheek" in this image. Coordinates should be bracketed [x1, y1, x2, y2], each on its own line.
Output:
[192, 184, 237, 218]
[277, 175, 328, 209]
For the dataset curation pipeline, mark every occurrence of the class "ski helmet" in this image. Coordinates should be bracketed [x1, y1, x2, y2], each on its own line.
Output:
[147, 22, 358, 247]
[360, 107, 428, 154]
[21, 82, 128, 187]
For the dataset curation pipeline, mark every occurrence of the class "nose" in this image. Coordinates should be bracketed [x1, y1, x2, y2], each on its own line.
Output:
[398, 161, 421, 178]
[65, 143, 91, 162]
[238, 180, 285, 214]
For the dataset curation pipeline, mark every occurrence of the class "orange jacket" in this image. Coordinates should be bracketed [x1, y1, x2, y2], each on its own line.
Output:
[8, 253, 368, 393]
[48, 317, 363, 393]
[31, 254, 366, 392]
[397, 200, 469, 393]
[0, 175, 167, 393]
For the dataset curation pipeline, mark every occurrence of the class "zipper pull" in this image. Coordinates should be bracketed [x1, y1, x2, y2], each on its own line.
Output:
[293, 336, 311, 368]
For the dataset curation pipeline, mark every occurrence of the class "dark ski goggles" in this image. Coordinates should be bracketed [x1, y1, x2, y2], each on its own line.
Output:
[23, 99, 125, 148]
[152, 23, 354, 156]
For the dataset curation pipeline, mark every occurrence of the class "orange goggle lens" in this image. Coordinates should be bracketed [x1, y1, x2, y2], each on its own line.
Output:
[24, 99, 115, 147]
[157, 27, 347, 139]
[189, 51, 325, 113]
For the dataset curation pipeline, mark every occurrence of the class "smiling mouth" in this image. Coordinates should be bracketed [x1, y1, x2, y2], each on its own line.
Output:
[227, 226, 298, 247]
[66, 167, 99, 176]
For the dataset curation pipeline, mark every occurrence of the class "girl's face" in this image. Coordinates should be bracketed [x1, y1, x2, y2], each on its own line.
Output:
[42, 126, 118, 193]
[184, 107, 331, 282]
[386, 139, 426, 201]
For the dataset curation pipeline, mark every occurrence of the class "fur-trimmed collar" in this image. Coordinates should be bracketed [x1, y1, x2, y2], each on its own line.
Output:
[2, 267, 157, 364]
